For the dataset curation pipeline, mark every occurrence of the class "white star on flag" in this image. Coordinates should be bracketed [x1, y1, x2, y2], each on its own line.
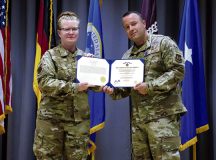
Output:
[184, 42, 193, 64]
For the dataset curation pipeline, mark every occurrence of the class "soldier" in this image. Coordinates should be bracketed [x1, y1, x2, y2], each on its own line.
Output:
[103, 11, 187, 160]
[33, 11, 92, 160]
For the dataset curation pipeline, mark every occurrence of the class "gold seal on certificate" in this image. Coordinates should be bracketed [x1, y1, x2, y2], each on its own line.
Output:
[110, 59, 144, 87]
[77, 57, 110, 86]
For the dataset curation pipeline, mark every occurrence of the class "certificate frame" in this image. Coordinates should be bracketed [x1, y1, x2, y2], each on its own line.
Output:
[76, 56, 110, 86]
[110, 59, 144, 87]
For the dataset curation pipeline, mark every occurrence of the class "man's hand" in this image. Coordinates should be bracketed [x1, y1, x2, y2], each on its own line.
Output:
[133, 82, 148, 95]
[102, 85, 114, 95]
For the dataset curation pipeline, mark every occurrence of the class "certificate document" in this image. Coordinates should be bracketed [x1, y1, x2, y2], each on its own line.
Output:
[77, 57, 144, 87]
[110, 59, 144, 87]
[76, 57, 110, 86]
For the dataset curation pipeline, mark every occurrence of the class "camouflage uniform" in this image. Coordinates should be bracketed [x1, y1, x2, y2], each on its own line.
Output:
[33, 45, 90, 160]
[111, 34, 187, 160]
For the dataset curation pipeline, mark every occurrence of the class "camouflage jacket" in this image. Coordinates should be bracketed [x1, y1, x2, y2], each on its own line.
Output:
[37, 44, 89, 122]
[111, 34, 187, 122]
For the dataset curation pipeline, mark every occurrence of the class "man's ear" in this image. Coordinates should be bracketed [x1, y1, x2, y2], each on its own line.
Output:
[143, 20, 146, 28]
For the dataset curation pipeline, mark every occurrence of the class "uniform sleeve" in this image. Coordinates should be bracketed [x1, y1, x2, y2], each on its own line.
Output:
[89, 86, 103, 92]
[37, 51, 78, 98]
[110, 87, 131, 100]
[146, 37, 185, 95]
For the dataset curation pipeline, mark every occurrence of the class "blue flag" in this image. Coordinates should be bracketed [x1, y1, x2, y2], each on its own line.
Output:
[86, 0, 105, 154]
[178, 0, 209, 151]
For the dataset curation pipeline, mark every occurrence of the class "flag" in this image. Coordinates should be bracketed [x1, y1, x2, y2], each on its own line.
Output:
[33, 0, 55, 106]
[86, 0, 105, 156]
[4, 0, 12, 115]
[178, 0, 209, 151]
[141, 0, 158, 34]
[0, 20, 5, 134]
[0, 0, 11, 134]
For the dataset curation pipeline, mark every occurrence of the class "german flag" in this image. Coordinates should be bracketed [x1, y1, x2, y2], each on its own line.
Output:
[33, 0, 55, 106]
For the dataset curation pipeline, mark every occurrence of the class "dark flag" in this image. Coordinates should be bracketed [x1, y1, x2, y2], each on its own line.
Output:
[33, 0, 55, 107]
[141, 0, 158, 34]
[86, 0, 105, 157]
[178, 0, 209, 152]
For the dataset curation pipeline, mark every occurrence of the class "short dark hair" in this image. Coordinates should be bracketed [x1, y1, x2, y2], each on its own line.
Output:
[122, 11, 143, 20]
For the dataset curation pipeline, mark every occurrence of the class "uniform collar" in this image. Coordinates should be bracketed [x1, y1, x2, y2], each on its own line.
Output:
[131, 33, 152, 55]
[58, 44, 78, 57]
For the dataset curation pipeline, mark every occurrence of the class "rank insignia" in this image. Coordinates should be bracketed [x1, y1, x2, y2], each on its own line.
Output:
[175, 54, 182, 63]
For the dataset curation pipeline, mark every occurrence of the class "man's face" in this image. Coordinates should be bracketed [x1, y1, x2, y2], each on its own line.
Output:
[122, 13, 146, 43]
[58, 19, 79, 45]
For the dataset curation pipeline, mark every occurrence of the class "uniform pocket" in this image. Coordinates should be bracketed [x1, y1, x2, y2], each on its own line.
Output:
[160, 136, 180, 152]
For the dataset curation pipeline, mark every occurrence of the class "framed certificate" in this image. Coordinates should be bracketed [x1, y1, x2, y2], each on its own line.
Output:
[110, 59, 144, 87]
[76, 57, 144, 87]
[76, 57, 110, 86]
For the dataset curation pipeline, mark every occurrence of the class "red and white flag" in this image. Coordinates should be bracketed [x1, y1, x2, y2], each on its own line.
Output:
[0, 0, 12, 134]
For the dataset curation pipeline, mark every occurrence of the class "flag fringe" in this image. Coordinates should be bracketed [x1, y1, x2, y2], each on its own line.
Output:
[5, 105, 12, 114]
[88, 139, 97, 154]
[179, 136, 197, 151]
[196, 124, 209, 134]
[179, 124, 209, 152]
[88, 122, 105, 156]
[90, 122, 105, 134]
[0, 114, 5, 121]
[0, 125, 5, 134]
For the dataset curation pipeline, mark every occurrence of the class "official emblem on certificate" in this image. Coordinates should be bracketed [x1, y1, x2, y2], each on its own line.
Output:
[76, 57, 144, 87]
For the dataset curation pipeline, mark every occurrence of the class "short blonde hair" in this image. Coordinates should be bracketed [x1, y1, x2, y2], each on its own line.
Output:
[57, 11, 80, 30]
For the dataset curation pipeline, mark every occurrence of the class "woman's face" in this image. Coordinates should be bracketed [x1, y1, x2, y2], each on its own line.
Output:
[58, 19, 80, 46]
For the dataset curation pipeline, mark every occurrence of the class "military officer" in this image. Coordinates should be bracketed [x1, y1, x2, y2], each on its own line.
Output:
[103, 11, 187, 160]
[33, 11, 92, 160]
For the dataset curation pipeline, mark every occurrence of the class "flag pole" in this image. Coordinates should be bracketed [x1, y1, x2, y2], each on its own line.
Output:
[193, 144, 196, 160]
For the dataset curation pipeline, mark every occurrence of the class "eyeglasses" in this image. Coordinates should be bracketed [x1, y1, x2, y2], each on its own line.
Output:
[60, 27, 79, 33]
